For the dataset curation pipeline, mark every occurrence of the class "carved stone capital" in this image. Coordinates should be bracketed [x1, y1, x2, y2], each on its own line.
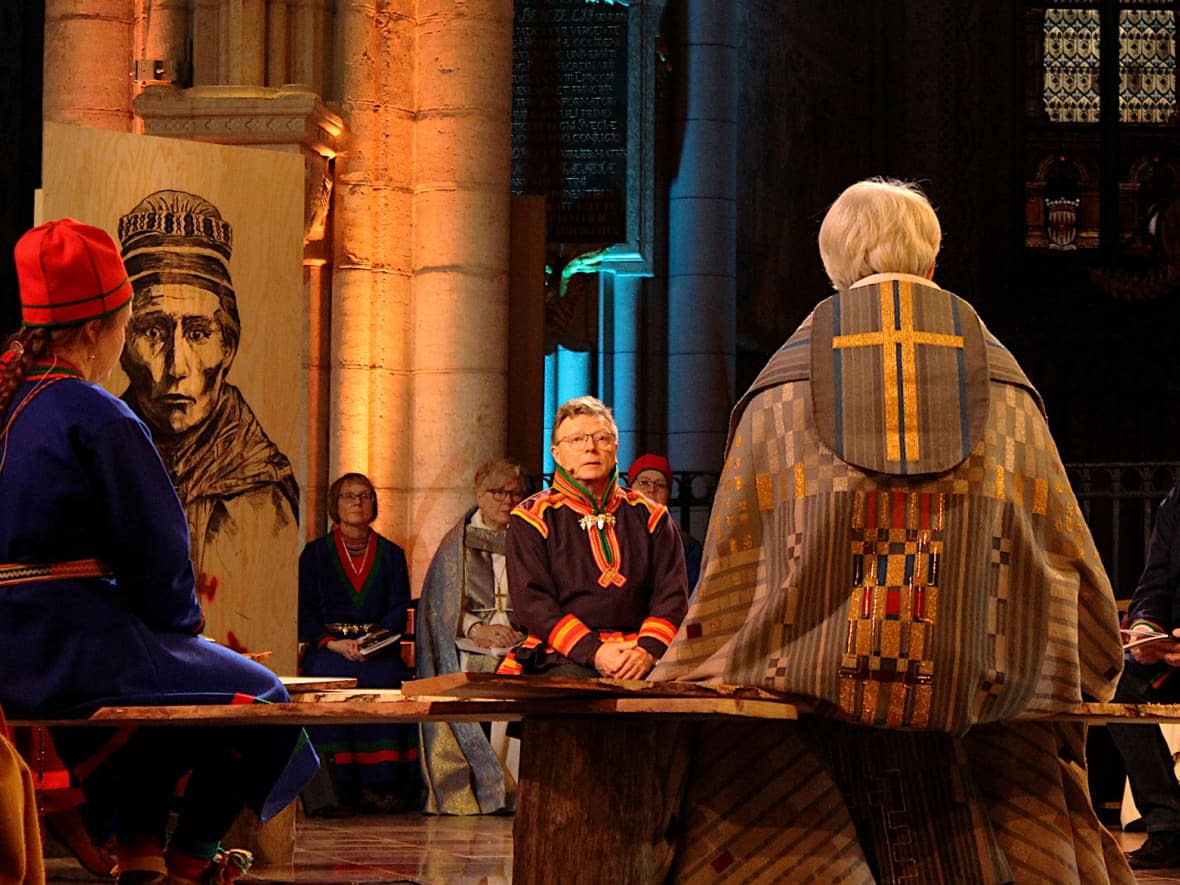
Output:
[134, 84, 343, 159]
[134, 84, 343, 247]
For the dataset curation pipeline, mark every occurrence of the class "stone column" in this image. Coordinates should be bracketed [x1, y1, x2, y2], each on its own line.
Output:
[665, 0, 737, 472]
[288, 0, 332, 95]
[409, 0, 514, 588]
[135, 0, 191, 86]
[607, 272, 644, 472]
[192, 0, 219, 84]
[44, 0, 135, 130]
[266, 0, 289, 87]
[222, 0, 267, 85]
[330, 0, 415, 543]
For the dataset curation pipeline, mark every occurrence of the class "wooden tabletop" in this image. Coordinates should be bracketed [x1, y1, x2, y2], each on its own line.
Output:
[280, 675, 358, 693]
[16, 674, 1180, 728]
[16, 674, 802, 726]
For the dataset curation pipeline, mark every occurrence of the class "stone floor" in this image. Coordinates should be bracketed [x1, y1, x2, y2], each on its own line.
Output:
[39, 812, 1180, 884]
[1118, 831, 1180, 885]
[44, 809, 514, 884]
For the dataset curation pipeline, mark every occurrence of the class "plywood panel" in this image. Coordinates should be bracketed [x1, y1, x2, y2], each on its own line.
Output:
[41, 122, 306, 674]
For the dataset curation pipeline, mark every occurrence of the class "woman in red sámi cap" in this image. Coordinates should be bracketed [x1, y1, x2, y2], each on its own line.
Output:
[0, 219, 319, 885]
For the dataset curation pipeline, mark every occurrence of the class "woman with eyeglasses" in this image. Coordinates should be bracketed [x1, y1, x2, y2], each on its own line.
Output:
[627, 453, 703, 597]
[417, 457, 528, 814]
[297, 472, 421, 815]
[498, 396, 688, 680]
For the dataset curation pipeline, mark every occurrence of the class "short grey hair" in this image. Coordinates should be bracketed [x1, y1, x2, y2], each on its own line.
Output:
[550, 395, 618, 446]
[473, 457, 526, 494]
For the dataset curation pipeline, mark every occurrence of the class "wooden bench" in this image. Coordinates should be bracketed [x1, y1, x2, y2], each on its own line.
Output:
[16, 676, 1180, 883]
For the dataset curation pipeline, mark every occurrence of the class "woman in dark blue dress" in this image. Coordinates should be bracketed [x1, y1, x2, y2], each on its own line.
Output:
[298, 472, 421, 812]
[0, 219, 318, 885]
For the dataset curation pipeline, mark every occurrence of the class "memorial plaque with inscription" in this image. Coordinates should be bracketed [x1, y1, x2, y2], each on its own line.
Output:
[512, 0, 630, 245]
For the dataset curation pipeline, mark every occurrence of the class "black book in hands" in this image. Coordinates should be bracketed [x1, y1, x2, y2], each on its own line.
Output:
[357, 627, 401, 658]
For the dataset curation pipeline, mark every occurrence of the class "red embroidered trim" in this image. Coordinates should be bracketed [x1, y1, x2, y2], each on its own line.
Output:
[0, 557, 112, 587]
[333, 529, 376, 593]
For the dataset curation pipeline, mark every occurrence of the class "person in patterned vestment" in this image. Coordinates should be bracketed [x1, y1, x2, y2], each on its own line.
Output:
[417, 457, 527, 814]
[648, 179, 1132, 884]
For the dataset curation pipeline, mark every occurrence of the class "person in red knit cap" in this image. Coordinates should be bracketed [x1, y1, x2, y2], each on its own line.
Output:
[627, 453, 703, 596]
[0, 219, 319, 885]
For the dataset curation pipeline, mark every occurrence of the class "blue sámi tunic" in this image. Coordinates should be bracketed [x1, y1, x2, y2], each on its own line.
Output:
[298, 530, 421, 803]
[0, 364, 318, 821]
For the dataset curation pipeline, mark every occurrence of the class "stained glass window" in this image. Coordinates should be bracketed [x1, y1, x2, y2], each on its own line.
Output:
[1041, 3, 1176, 123]
[1120, 8, 1175, 122]
[1044, 9, 1101, 122]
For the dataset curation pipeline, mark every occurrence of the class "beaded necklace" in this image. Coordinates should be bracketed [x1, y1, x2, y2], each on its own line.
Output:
[341, 531, 372, 576]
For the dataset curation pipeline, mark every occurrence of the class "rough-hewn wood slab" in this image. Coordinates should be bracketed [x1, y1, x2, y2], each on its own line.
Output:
[19, 683, 1180, 728]
[280, 675, 357, 693]
[403, 671, 795, 702]
[84, 694, 797, 725]
[11, 687, 802, 727]
[1042, 702, 1180, 724]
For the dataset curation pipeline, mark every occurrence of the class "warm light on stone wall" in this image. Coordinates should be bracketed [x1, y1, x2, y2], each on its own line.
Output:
[55, 0, 517, 595]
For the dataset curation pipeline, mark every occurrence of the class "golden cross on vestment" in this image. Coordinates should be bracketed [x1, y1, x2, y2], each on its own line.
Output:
[831, 282, 963, 462]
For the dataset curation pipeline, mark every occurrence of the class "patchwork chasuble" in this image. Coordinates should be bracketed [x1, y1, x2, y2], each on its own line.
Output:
[812, 279, 984, 726]
[653, 277, 1122, 735]
[644, 279, 1130, 883]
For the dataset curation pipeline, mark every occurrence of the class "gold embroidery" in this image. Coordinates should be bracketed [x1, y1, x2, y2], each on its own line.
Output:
[839, 677, 858, 714]
[840, 491, 944, 728]
[1033, 478, 1049, 515]
[756, 474, 774, 512]
[852, 491, 865, 529]
[855, 612, 874, 655]
[831, 281, 965, 462]
[908, 621, 926, 658]
[911, 684, 932, 728]
[886, 681, 907, 727]
[793, 462, 806, 498]
[994, 466, 1005, 500]
[880, 620, 901, 657]
[861, 680, 880, 725]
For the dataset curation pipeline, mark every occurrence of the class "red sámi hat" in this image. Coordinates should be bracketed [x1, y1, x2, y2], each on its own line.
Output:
[15, 218, 133, 329]
[628, 453, 673, 485]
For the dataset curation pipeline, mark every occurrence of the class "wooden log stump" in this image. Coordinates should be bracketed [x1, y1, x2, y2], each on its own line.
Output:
[513, 719, 692, 885]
